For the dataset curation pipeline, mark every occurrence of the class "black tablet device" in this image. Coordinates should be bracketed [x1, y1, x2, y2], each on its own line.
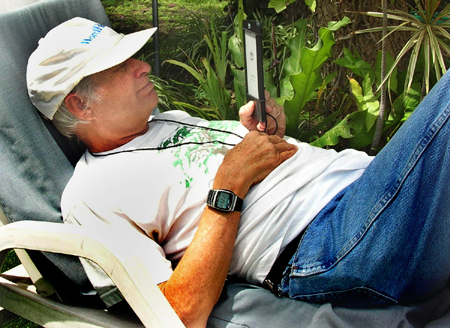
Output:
[243, 20, 266, 123]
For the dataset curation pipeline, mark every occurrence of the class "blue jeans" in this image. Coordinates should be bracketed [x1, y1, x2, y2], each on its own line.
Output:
[280, 70, 450, 307]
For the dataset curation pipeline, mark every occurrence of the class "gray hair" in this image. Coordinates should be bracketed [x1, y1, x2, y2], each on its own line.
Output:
[52, 75, 100, 138]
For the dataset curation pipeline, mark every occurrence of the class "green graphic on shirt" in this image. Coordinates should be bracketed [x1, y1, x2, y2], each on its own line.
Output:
[158, 121, 240, 188]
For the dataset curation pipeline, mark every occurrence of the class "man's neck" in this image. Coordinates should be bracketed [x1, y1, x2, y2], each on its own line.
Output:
[77, 125, 149, 153]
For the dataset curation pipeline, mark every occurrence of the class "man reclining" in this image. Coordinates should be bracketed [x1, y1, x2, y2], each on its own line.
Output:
[27, 17, 450, 328]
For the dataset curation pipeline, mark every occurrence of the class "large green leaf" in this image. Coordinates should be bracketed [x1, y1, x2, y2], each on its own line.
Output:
[361, 75, 379, 131]
[334, 48, 375, 81]
[165, 59, 204, 83]
[283, 19, 308, 76]
[387, 82, 421, 127]
[268, 0, 298, 13]
[268, 0, 316, 13]
[229, 35, 244, 69]
[348, 75, 379, 131]
[232, 0, 246, 43]
[231, 66, 246, 110]
[327, 17, 352, 31]
[310, 111, 371, 148]
[305, 0, 316, 12]
[283, 26, 337, 138]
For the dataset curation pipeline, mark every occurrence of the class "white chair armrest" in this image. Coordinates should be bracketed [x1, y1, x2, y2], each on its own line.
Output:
[0, 221, 185, 328]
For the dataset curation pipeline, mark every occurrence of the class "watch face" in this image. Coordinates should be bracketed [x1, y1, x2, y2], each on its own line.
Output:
[216, 191, 232, 210]
[207, 189, 240, 212]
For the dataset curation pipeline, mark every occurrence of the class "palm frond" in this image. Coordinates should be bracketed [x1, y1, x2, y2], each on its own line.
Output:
[357, 0, 450, 96]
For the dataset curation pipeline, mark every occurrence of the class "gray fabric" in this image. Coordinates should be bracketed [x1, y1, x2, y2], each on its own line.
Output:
[0, 0, 43, 14]
[209, 282, 450, 328]
[0, 0, 109, 305]
[0, 0, 108, 228]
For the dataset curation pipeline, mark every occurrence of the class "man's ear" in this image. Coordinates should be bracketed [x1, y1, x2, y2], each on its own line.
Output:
[64, 94, 95, 121]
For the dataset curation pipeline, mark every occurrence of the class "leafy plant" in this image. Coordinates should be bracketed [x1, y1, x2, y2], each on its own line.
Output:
[268, 0, 316, 13]
[165, 16, 235, 120]
[354, 0, 450, 95]
[280, 18, 352, 139]
[227, 10, 352, 140]
[312, 49, 421, 150]
[165, 0, 354, 142]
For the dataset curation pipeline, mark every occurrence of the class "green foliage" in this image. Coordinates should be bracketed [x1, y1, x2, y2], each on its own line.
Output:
[161, 0, 426, 150]
[281, 18, 352, 139]
[164, 1, 356, 144]
[2, 317, 40, 328]
[312, 50, 421, 150]
[355, 0, 450, 95]
[311, 74, 379, 149]
[268, 0, 316, 13]
[165, 0, 352, 139]
[1, 250, 20, 273]
[268, 0, 298, 13]
[165, 16, 234, 120]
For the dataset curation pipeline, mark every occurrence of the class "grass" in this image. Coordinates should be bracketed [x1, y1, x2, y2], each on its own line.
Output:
[1, 251, 20, 272]
[103, 0, 225, 32]
[1, 317, 39, 328]
[102, 0, 228, 79]
[1, 251, 40, 327]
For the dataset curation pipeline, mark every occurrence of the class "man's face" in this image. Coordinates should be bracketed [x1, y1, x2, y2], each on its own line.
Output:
[89, 58, 159, 142]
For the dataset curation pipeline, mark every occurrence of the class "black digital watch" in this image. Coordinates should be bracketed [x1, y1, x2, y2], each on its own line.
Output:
[207, 189, 243, 212]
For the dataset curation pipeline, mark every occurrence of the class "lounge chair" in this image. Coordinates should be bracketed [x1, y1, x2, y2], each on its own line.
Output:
[1, 0, 450, 327]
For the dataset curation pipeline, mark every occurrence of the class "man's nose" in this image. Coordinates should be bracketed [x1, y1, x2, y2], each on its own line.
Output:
[129, 58, 151, 78]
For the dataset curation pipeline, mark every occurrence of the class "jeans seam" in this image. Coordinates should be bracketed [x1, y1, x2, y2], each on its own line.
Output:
[289, 285, 398, 305]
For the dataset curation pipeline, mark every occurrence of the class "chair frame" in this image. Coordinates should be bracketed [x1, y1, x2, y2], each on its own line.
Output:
[0, 212, 185, 327]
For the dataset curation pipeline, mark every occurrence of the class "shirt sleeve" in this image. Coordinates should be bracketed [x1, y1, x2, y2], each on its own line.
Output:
[64, 202, 174, 307]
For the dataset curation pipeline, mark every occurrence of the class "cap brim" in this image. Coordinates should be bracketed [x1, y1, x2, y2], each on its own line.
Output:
[85, 27, 157, 76]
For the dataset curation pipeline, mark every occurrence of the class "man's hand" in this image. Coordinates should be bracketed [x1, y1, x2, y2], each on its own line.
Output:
[239, 90, 287, 138]
[214, 131, 297, 198]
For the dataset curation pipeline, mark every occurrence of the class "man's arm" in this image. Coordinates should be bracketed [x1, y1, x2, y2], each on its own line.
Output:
[158, 131, 297, 328]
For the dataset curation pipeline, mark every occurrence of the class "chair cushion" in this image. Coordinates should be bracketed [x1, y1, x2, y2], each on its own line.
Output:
[0, 0, 109, 306]
[208, 282, 450, 328]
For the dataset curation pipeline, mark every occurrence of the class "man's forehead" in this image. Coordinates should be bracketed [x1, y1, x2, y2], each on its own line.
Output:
[92, 61, 126, 82]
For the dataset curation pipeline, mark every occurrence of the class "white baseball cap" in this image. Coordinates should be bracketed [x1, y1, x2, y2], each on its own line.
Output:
[27, 17, 157, 119]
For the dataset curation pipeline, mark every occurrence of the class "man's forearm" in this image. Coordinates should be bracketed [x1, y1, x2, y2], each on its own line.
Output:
[158, 207, 240, 327]
[158, 147, 249, 327]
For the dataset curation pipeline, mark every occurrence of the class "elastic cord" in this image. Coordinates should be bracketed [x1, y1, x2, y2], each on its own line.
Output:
[266, 112, 278, 136]
[151, 118, 245, 139]
[89, 119, 244, 157]
[89, 117, 279, 158]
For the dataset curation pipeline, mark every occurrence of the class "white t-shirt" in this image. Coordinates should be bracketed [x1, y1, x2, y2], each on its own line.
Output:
[62, 110, 373, 304]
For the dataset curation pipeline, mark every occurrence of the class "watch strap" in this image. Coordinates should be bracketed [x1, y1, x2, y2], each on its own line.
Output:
[234, 195, 243, 212]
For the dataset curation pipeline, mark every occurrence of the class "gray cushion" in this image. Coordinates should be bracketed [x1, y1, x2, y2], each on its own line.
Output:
[0, 0, 110, 305]
[208, 282, 450, 327]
